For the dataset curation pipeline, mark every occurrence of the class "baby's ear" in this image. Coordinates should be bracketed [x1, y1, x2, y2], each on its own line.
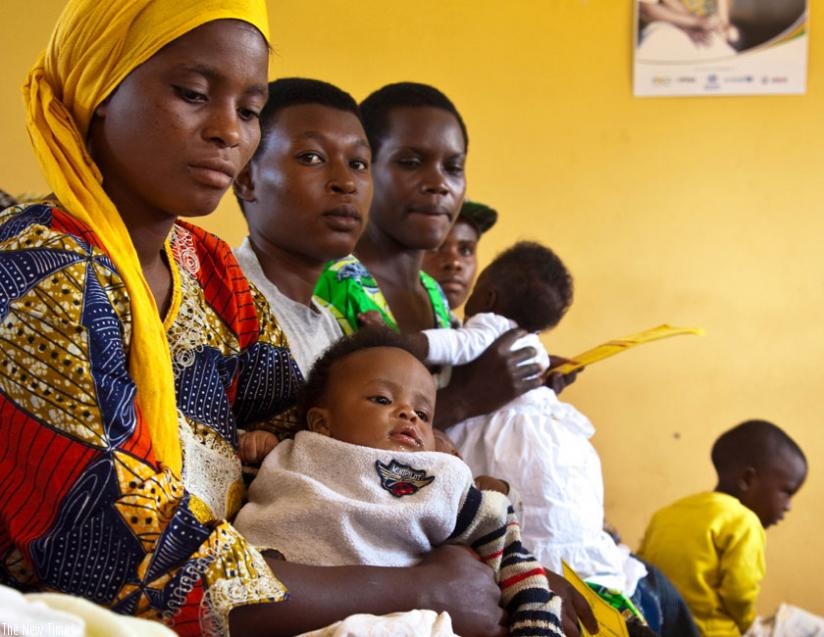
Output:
[482, 287, 498, 313]
[306, 407, 331, 436]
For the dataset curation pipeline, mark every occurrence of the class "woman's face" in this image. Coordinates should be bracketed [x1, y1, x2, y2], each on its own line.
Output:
[368, 106, 467, 252]
[422, 219, 479, 309]
[239, 103, 373, 265]
[88, 19, 269, 227]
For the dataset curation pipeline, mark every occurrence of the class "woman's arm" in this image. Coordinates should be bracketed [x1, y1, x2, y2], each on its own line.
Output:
[229, 545, 508, 637]
[0, 212, 298, 634]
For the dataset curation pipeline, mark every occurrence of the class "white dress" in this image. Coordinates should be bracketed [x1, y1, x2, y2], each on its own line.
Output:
[426, 313, 645, 593]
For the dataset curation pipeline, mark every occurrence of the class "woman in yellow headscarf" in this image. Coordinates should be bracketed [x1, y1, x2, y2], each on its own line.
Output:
[0, 1, 307, 634]
[0, 2, 537, 636]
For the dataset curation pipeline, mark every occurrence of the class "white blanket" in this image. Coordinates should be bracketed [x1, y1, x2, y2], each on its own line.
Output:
[297, 610, 458, 637]
[235, 431, 474, 566]
[0, 584, 177, 637]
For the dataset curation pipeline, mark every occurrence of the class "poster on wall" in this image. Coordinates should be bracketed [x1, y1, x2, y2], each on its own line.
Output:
[633, 0, 808, 97]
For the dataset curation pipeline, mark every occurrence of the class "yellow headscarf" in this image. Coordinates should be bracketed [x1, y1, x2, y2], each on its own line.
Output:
[23, 0, 270, 477]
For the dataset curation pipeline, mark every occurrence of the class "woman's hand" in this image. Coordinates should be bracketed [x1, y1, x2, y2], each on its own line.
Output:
[545, 570, 599, 637]
[435, 328, 543, 428]
[417, 545, 508, 637]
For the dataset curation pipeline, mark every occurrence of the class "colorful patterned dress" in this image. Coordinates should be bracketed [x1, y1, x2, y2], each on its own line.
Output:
[314, 255, 451, 333]
[0, 203, 303, 636]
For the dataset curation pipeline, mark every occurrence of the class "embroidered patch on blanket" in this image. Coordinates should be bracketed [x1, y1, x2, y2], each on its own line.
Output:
[375, 459, 435, 497]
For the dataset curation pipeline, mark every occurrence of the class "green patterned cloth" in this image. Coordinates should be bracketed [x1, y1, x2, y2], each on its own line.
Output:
[586, 582, 648, 624]
[315, 254, 451, 333]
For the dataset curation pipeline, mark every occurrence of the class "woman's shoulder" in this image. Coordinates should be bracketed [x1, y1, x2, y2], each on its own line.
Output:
[315, 255, 396, 331]
[171, 220, 239, 269]
[419, 270, 451, 329]
[170, 221, 269, 348]
[320, 254, 377, 285]
[0, 201, 103, 251]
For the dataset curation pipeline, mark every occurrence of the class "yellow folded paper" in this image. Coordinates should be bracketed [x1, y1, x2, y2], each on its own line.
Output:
[562, 560, 629, 637]
[551, 324, 705, 376]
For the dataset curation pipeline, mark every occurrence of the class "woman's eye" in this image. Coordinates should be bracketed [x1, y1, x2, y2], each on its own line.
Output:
[298, 152, 324, 165]
[351, 159, 369, 171]
[174, 86, 207, 104]
[445, 162, 464, 176]
[397, 157, 421, 169]
[458, 246, 475, 257]
[238, 107, 261, 122]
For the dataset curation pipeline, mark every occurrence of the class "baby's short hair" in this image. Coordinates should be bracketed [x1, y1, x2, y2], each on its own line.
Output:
[298, 327, 424, 417]
[711, 419, 806, 473]
[359, 82, 468, 158]
[481, 241, 573, 333]
[255, 77, 362, 159]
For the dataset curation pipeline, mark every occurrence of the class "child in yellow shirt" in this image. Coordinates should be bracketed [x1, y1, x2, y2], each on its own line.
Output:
[638, 420, 807, 637]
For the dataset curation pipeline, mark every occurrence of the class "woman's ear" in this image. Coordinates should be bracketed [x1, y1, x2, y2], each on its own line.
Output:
[306, 407, 331, 436]
[93, 95, 113, 119]
[233, 162, 256, 203]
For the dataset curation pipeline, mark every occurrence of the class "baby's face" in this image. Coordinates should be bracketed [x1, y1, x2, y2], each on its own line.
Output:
[462, 269, 493, 319]
[308, 347, 437, 452]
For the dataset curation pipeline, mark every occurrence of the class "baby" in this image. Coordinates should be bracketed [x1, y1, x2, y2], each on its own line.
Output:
[234, 328, 563, 637]
[410, 241, 653, 624]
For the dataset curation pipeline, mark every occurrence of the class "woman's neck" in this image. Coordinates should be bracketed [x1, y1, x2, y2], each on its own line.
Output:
[355, 228, 424, 287]
[249, 236, 324, 306]
[355, 227, 439, 332]
[120, 213, 176, 317]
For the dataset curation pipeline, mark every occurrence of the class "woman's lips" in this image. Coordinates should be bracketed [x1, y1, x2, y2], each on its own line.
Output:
[439, 278, 466, 293]
[323, 206, 362, 231]
[188, 162, 234, 189]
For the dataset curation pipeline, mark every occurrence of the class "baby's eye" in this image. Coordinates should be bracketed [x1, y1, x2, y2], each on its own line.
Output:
[369, 395, 391, 405]
[415, 410, 430, 423]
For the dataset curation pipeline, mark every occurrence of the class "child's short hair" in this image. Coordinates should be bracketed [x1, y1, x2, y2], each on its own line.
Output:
[298, 327, 424, 418]
[711, 419, 806, 473]
[481, 241, 573, 333]
[359, 82, 468, 158]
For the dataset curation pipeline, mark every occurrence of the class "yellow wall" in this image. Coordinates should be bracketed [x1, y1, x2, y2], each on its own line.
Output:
[2, 0, 822, 617]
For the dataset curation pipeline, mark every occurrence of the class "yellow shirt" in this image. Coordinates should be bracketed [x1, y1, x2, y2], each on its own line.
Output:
[638, 492, 766, 637]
